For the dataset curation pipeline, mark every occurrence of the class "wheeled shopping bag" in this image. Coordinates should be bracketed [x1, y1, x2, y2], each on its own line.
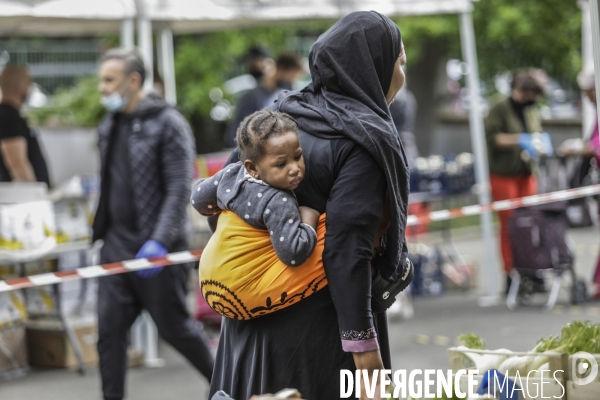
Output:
[506, 203, 587, 310]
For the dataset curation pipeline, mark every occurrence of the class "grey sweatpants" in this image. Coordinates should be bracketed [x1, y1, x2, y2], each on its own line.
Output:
[97, 263, 214, 400]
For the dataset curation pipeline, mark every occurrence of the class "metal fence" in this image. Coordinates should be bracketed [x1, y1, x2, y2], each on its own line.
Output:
[0, 34, 316, 94]
[0, 40, 102, 94]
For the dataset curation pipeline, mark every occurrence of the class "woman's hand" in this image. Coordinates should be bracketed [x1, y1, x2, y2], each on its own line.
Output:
[249, 388, 304, 399]
[299, 206, 319, 230]
[352, 350, 396, 400]
[558, 138, 592, 157]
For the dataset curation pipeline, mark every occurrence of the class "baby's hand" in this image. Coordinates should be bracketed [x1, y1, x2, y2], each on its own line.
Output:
[298, 206, 319, 230]
[200, 208, 222, 217]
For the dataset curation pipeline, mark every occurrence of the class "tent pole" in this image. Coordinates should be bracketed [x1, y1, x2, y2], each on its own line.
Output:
[132, 0, 162, 368]
[459, 11, 500, 305]
[120, 18, 135, 48]
[590, 0, 600, 121]
[160, 27, 177, 105]
[580, 1, 596, 138]
[135, 0, 154, 93]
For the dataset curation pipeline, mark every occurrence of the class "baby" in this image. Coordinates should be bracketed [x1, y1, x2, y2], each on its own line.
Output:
[191, 109, 320, 267]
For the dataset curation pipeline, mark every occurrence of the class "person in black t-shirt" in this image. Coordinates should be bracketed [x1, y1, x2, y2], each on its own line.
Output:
[0, 66, 50, 187]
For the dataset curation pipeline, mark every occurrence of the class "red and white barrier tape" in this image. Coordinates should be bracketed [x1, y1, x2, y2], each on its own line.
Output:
[2, 184, 600, 293]
[0, 250, 203, 293]
[407, 184, 600, 226]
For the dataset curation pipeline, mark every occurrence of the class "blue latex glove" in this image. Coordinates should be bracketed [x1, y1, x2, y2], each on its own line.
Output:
[478, 369, 520, 400]
[540, 132, 554, 155]
[135, 240, 167, 278]
[518, 133, 538, 158]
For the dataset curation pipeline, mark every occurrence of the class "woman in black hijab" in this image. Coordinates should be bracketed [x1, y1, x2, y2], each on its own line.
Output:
[209, 11, 409, 400]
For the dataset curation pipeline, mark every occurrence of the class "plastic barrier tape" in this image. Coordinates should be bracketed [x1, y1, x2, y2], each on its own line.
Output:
[0, 250, 203, 293]
[408, 184, 600, 226]
[2, 184, 600, 292]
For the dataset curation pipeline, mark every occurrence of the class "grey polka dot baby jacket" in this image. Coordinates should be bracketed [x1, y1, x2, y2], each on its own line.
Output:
[190, 162, 317, 267]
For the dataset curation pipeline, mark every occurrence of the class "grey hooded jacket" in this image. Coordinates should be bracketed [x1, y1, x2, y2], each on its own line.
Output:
[191, 162, 317, 267]
[92, 94, 196, 251]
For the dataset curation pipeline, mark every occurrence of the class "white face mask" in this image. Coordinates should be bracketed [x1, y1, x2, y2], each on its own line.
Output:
[100, 80, 131, 112]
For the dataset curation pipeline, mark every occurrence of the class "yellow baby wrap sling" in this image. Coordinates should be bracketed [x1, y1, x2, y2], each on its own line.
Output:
[199, 211, 328, 320]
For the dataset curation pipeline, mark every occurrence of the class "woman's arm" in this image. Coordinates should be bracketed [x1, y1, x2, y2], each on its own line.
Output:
[324, 144, 386, 353]
[485, 104, 521, 150]
[494, 133, 521, 149]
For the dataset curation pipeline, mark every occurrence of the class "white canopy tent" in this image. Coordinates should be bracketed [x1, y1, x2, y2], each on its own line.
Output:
[589, 1, 600, 131]
[142, 0, 471, 33]
[0, 0, 500, 301]
[0, 0, 135, 35]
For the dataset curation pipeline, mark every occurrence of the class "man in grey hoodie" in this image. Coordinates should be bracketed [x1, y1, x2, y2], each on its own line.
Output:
[93, 48, 213, 400]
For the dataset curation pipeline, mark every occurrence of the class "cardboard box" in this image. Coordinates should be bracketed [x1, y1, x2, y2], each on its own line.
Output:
[449, 347, 568, 400]
[56, 252, 98, 319]
[26, 319, 98, 368]
[0, 291, 27, 328]
[566, 380, 600, 400]
[17, 255, 97, 320]
[0, 324, 28, 375]
[128, 347, 145, 368]
[25, 286, 56, 318]
[0, 200, 54, 250]
[566, 354, 600, 400]
[0, 182, 47, 204]
[53, 199, 91, 243]
[19, 262, 55, 319]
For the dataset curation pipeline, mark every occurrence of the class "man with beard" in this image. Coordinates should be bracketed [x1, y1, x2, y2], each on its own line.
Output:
[94, 48, 213, 400]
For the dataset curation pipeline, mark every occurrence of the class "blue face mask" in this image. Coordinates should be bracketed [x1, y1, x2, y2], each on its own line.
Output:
[100, 92, 126, 112]
[100, 81, 131, 112]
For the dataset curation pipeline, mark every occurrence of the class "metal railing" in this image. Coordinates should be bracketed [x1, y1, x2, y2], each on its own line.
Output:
[0, 40, 102, 94]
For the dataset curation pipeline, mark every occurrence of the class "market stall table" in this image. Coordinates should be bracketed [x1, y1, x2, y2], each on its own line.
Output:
[0, 240, 97, 375]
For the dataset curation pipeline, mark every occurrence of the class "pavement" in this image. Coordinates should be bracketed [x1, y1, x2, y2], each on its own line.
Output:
[1, 224, 599, 400]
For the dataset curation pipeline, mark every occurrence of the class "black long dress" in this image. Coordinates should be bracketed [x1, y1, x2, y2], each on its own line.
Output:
[208, 131, 392, 400]
[210, 11, 409, 400]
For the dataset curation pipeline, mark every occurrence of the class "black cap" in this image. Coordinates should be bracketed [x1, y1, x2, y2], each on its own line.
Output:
[244, 45, 270, 61]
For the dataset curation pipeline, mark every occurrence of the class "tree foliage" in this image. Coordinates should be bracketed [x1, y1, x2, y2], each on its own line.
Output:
[27, 1, 583, 126]
[473, 0, 582, 84]
[27, 76, 105, 127]
[174, 22, 332, 119]
[395, 14, 461, 64]
[395, 0, 582, 84]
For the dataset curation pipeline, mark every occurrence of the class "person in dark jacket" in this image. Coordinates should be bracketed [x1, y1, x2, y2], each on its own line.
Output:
[93, 48, 214, 400]
[224, 52, 304, 147]
[209, 12, 410, 400]
[389, 85, 419, 167]
[244, 45, 271, 82]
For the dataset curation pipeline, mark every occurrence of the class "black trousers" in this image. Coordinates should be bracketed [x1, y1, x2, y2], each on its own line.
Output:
[97, 264, 214, 400]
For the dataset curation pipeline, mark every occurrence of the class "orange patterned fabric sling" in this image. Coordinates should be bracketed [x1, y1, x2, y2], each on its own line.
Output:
[199, 211, 328, 320]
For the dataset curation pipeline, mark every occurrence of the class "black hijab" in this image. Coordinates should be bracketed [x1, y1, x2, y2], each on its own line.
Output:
[278, 11, 409, 281]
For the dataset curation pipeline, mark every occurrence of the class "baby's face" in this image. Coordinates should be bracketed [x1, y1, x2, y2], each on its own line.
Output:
[252, 131, 305, 191]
